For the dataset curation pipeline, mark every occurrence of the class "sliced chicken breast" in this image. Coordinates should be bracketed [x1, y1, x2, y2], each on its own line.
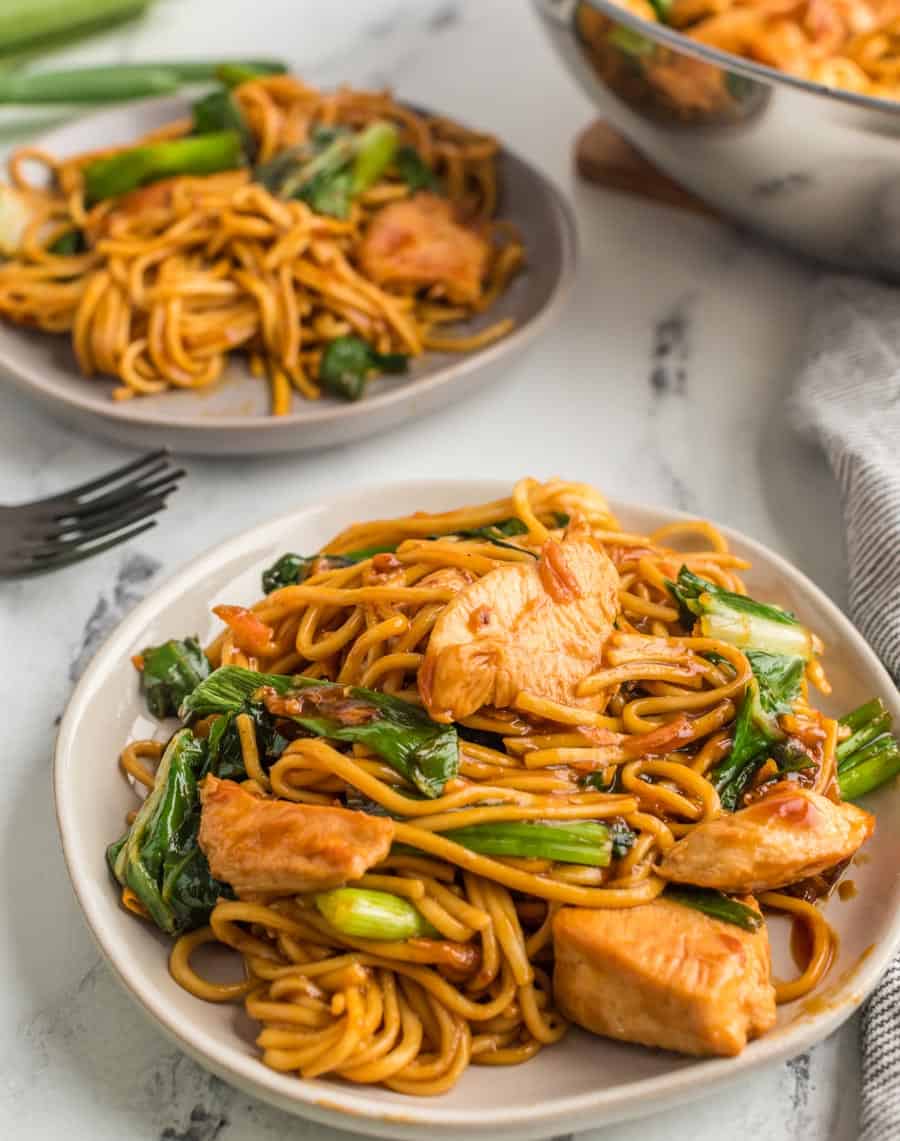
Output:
[553, 898, 776, 1056]
[657, 783, 874, 893]
[357, 192, 489, 304]
[198, 775, 393, 896]
[419, 534, 620, 723]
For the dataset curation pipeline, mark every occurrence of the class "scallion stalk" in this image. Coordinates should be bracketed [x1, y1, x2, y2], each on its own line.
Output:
[83, 130, 243, 202]
[315, 888, 438, 941]
[0, 0, 149, 59]
[0, 58, 287, 104]
[442, 820, 612, 866]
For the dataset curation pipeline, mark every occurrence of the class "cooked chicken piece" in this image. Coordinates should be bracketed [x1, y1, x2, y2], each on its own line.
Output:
[417, 566, 475, 591]
[418, 534, 620, 723]
[553, 898, 776, 1057]
[657, 783, 874, 893]
[357, 192, 489, 304]
[198, 775, 393, 896]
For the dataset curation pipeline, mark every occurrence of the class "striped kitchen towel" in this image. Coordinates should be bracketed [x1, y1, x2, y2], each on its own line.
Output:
[789, 273, 900, 1141]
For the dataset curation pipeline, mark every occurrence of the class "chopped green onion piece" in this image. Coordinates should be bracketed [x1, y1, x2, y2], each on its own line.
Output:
[83, 131, 244, 202]
[315, 888, 438, 940]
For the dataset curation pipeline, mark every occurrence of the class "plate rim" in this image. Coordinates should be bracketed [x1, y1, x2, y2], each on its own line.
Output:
[0, 96, 577, 434]
[53, 478, 900, 1135]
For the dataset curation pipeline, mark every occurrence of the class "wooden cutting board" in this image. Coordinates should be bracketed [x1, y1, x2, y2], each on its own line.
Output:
[575, 120, 719, 218]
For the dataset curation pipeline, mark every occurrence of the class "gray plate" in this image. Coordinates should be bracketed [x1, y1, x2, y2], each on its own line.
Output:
[0, 95, 576, 455]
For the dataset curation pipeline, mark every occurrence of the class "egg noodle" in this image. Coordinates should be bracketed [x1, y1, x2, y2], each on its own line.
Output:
[112, 479, 843, 1094]
[0, 74, 521, 415]
[608, 0, 900, 100]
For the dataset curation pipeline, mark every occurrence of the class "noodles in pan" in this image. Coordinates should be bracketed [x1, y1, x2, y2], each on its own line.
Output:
[0, 74, 522, 415]
[109, 479, 895, 1093]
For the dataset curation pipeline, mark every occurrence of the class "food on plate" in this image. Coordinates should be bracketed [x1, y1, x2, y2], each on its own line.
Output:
[578, 0, 900, 120]
[0, 73, 522, 414]
[553, 897, 776, 1056]
[106, 478, 899, 1093]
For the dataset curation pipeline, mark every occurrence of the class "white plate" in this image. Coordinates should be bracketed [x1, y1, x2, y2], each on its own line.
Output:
[54, 480, 900, 1139]
[1, 98, 575, 455]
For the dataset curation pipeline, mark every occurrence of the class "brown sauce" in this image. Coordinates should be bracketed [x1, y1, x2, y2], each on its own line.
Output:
[837, 879, 858, 901]
[260, 684, 379, 726]
[790, 916, 814, 971]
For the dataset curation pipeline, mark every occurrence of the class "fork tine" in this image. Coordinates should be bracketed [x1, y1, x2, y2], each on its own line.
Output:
[25, 450, 171, 511]
[55, 468, 185, 522]
[9, 520, 160, 577]
[23, 499, 170, 557]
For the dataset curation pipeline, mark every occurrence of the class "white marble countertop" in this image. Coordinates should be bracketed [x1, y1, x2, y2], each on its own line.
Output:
[0, 1, 859, 1138]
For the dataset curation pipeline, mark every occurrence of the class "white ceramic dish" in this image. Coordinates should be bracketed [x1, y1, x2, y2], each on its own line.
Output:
[54, 480, 900, 1140]
[0, 98, 575, 456]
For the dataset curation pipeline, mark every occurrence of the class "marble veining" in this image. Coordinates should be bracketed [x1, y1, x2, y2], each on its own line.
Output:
[0, 1, 860, 1138]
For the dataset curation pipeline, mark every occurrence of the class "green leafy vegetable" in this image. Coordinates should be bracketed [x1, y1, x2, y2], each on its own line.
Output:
[668, 568, 815, 660]
[745, 649, 805, 738]
[609, 818, 637, 858]
[139, 637, 210, 719]
[319, 334, 408, 401]
[664, 885, 762, 932]
[709, 683, 769, 812]
[48, 228, 86, 255]
[315, 887, 438, 940]
[83, 131, 244, 203]
[255, 120, 398, 219]
[441, 821, 612, 866]
[181, 665, 459, 799]
[707, 648, 805, 810]
[453, 513, 570, 556]
[395, 145, 439, 192]
[261, 545, 397, 593]
[107, 729, 229, 935]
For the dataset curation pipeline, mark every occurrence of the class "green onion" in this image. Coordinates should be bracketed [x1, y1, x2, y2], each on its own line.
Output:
[442, 821, 612, 866]
[835, 697, 900, 800]
[664, 886, 762, 932]
[315, 888, 438, 940]
[0, 58, 286, 105]
[350, 122, 398, 194]
[838, 737, 900, 801]
[0, 65, 179, 104]
[83, 130, 243, 202]
[837, 698, 891, 761]
[0, 0, 149, 59]
[192, 88, 255, 159]
[319, 334, 407, 402]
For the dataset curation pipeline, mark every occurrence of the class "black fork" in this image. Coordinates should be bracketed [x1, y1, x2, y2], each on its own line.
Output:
[0, 449, 185, 578]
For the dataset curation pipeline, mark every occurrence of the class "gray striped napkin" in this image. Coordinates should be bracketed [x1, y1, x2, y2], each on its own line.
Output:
[789, 273, 900, 1141]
